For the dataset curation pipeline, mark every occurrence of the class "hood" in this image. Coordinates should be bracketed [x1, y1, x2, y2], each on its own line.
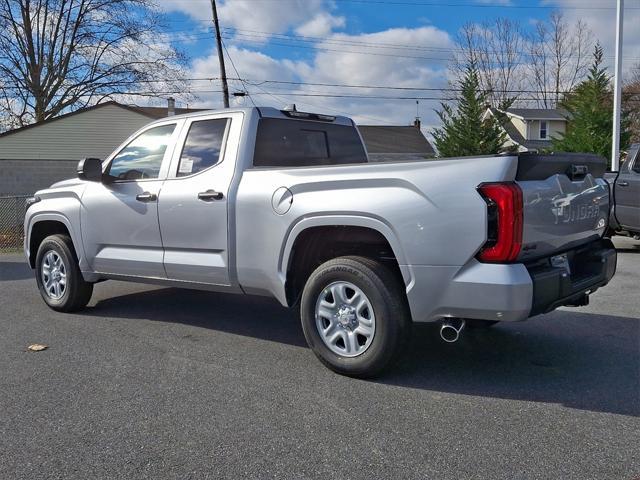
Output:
[48, 177, 85, 190]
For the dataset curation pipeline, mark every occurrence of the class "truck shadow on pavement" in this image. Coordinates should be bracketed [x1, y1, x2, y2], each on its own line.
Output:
[395, 315, 639, 417]
[0, 258, 33, 281]
[83, 286, 640, 417]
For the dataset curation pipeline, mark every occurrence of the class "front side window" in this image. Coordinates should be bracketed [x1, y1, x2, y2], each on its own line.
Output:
[540, 121, 548, 139]
[107, 124, 176, 180]
[177, 118, 229, 177]
[253, 118, 367, 167]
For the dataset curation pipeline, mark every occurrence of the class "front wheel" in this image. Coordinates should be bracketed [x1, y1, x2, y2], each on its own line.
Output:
[35, 234, 93, 312]
[300, 256, 410, 378]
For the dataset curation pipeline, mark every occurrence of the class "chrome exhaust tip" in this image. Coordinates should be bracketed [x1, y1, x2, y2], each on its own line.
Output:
[440, 319, 466, 343]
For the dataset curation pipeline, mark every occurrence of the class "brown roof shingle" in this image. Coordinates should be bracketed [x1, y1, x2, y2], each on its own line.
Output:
[357, 125, 434, 155]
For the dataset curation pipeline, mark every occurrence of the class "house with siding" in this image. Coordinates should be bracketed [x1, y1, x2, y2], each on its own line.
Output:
[484, 107, 568, 153]
[0, 103, 435, 195]
[0, 101, 201, 195]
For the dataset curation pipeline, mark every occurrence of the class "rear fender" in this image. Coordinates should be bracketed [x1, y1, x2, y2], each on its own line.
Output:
[278, 215, 413, 301]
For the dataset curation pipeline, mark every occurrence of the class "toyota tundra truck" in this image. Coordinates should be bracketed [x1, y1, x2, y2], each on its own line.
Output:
[23, 106, 617, 377]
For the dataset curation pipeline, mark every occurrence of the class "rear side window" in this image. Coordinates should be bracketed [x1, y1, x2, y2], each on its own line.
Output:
[253, 118, 368, 167]
[177, 118, 228, 176]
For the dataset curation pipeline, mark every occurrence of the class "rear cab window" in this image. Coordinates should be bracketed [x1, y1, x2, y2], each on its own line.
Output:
[253, 118, 368, 167]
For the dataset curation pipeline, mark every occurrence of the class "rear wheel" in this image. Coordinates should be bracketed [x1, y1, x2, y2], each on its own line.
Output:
[300, 256, 410, 378]
[35, 234, 93, 312]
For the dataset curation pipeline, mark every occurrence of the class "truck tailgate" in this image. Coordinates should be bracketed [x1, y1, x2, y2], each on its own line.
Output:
[516, 153, 610, 261]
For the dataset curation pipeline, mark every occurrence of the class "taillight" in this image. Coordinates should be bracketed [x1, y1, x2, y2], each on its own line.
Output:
[476, 183, 523, 263]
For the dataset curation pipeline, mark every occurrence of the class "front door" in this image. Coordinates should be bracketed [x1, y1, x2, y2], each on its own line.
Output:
[615, 146, 640, 229]
[158, 112, 243, 286]
[80, 121, 181, 278]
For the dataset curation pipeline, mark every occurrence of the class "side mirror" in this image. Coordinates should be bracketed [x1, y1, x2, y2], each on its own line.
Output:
[77, 157, 103, 182]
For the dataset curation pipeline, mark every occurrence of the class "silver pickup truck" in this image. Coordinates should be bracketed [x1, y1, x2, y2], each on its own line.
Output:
[24, 106, 617, 377]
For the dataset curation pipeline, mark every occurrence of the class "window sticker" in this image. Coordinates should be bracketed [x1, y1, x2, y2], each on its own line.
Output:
[179, 158, 194, 174]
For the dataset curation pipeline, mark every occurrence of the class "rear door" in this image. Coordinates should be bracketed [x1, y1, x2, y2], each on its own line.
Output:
[614, 146, 640, 230]
[158, 111, 243, 286]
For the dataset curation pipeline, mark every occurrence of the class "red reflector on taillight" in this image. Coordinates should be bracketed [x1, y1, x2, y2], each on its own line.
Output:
[476, 183, 523, 263]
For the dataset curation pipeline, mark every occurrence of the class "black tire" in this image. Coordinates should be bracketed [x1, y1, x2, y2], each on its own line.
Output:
[300, 256, 410, 378]
[35, 234, 93, 312]
[465, 319, 499, 329]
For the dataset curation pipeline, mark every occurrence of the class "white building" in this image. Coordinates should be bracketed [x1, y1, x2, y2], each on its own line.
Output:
[485, 107, 568, 153]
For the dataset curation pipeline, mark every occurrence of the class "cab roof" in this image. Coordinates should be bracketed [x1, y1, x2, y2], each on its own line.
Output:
[150, 106, 354, 127]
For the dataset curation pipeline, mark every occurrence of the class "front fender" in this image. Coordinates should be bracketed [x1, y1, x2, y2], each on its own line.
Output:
[25, 213, 82, 266]
[24, 188, 89, 275]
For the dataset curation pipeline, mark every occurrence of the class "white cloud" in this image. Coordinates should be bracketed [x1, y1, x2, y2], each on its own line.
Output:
[165, 0, 639, 130]
[162, 0, 338, 36]
[308, 27, 452, 86]
[186, 45, 298, 107]
[295, 12, 346, 37]
[184, 25, 455, 131]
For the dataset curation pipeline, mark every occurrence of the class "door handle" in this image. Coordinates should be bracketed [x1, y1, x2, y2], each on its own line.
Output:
[136, 192, 157, 202]
[198, 189, 224, 201]
[617, 181, 629, 187]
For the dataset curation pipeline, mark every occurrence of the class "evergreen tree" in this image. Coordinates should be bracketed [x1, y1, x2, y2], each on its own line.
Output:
[552, 44, 631, 165]
[432, 65, 507, 157]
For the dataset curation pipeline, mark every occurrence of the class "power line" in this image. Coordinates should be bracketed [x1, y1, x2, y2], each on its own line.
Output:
[219, 26, 640, 60]
[218, 27, 457, 54]
[153, 27, 640, 63]
[2, 76, 637, 96]
[0, 86, 568, 101]
[241, 78, 573, 94]
[221, 35, 453, 61]
[240, 0, 640, 10]
[220, 33, 640, 64]
[221, 38, 256, 106]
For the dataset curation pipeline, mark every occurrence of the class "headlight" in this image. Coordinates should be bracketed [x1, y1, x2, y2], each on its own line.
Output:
[25, 196, 40, 211]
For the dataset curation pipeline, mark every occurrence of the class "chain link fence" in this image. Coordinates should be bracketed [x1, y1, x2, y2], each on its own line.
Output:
[0, 195, 29, 252]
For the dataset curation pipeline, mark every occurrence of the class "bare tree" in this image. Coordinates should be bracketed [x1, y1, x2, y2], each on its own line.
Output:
[453, 18, 526, 109]
[0, 0, 189, 130]
[451, 12, 592, 111]
[527, 12, 592, 108]
[623, 63, 640, 144]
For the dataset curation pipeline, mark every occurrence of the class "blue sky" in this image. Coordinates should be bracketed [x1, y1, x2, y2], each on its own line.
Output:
[158, 0, 639, 128]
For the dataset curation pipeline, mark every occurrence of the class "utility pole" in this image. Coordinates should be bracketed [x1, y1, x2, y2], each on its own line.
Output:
[210, 0, 229, 108]
[611, 0, 624, 171]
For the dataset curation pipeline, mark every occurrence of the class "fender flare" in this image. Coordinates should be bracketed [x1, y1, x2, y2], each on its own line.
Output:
[278, 214, 413, 287]
[26, 212, 87, 270]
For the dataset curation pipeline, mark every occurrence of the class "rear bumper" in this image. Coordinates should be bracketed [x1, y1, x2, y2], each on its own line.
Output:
[527, 239, 617, 316]
[406, 239, 617, 323]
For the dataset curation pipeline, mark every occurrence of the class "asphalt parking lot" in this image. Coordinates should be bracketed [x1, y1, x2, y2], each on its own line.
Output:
[0, 237, 638, 480]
